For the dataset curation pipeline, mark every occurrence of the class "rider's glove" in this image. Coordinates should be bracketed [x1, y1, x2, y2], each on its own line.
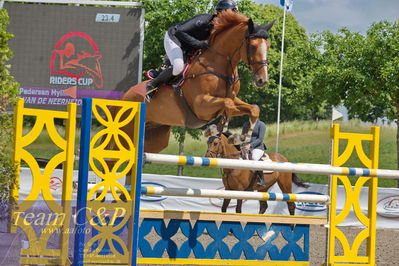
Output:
[199, 40, 209, 48]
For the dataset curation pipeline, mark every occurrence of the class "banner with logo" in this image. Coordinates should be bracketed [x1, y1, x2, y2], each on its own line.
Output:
[5, 3, 143, 111]
[16, 168, 399, 229]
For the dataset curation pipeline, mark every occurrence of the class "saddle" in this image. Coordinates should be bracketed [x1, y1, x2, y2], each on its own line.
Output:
[145, 56, 210, 129]
[241, 149, 273, 174]
[145, 55, 194, 95]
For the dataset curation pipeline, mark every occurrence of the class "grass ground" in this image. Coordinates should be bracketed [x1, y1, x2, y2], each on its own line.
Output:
[24, 120, 397, 187]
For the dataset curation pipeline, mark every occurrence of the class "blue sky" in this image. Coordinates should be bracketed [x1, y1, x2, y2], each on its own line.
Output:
[255, 0, 399, 34]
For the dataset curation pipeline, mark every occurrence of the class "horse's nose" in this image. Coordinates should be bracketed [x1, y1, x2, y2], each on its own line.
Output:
[256, 78, 267, 87]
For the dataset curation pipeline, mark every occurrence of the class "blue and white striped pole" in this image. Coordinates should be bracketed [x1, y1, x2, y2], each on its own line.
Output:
[144, 153, 399, 179]
[141, 186, 330, 203]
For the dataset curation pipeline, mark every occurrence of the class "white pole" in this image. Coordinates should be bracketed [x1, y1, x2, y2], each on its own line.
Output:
[143, 186, 330, 204]
[86, 184, 330, 203]
[275, 3, 287, 153]
[144, 153, 399, 179]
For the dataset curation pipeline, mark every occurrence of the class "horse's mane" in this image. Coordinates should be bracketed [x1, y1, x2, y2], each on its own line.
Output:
[210, 10, 249, 42]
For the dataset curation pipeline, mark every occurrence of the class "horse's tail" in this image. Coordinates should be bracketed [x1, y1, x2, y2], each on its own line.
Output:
[292, 173, 310, 188]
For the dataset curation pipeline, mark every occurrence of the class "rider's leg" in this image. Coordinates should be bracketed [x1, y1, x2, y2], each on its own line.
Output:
[252, 149, 264, 161]
[145, 32, 184, 101]
[164, 31, 184, 76]
[145, 66, 173, 101]
[252, 148, 265, 186]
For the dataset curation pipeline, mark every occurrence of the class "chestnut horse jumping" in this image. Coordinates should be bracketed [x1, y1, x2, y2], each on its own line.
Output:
[120, 11, 274, 153]
[205, 131, 309, 214]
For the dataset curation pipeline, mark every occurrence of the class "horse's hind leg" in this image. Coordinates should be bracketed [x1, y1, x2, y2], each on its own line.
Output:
[236, 199, 243, 213]
[287, 202, 295, 216]
[259, 200, 268, 214]
[144, 125, 171, 153]
[222, 199, 231, 212]
[287, 201, 296, 230]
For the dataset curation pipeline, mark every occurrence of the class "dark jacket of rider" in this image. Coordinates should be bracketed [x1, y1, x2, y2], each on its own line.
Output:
[242, 119, 267, 151]
[167, 14, 216, 53]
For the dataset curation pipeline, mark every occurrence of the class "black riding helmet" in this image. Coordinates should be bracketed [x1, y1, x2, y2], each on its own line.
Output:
[215, 0, 238, 12]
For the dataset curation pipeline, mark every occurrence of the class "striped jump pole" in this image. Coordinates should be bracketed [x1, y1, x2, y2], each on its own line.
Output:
[86, 184, 329, 204]
[144, 153, 399, 179]
[141, 186, 330, 203]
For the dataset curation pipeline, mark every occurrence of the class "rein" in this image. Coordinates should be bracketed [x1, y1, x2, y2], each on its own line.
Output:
[185, 44, 242, 98]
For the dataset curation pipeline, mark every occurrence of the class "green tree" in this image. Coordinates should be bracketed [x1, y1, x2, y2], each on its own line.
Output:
[142, 0, 212, 72]
[0, 8, 19, 202]
[231, 1, 328, 127]
[141, 0, 327, 128]
[308, 21, 399, 186]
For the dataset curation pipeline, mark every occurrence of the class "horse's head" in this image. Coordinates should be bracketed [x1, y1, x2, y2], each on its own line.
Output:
[205, 135, 223, 158]
[245, 19, 274, 87]
[208, 11, 274, 89]
[204, 124, 241, 158]
[204, 124, 223, 158]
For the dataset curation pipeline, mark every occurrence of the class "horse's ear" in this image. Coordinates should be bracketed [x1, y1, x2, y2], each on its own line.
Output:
[204, 124, 219, 137]
[227, 133, 244, 145]
[264, 20, 275, 31]
[248, 18, 255, 34]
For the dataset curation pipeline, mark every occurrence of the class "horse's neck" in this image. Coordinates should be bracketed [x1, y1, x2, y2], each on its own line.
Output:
[211, 26, 246, 65]
[221, 135, 240, 159]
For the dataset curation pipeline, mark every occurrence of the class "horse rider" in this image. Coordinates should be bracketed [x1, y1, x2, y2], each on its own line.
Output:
[145, 0, 239, 102]
[241, 105, 270, 186]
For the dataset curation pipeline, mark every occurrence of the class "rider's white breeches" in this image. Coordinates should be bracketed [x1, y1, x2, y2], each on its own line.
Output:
[252, 148, 264, 161]
[164, 32, 184, 76]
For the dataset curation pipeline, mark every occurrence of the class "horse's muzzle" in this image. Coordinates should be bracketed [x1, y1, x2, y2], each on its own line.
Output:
[205, 151, 216, 158]
[254, 77, 268, 87]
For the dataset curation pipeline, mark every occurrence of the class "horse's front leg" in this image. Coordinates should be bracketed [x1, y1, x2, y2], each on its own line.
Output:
[192, 95, 241, 122]
[236, 199, 243, 213]
[231, 97, 259, 124]
[259, 200, 268, 214]
[221, 199, 231, 212]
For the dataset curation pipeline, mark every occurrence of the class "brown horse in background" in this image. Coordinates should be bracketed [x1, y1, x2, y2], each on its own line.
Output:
[205, 132, 309, 214]
[119, 10, 274, 153]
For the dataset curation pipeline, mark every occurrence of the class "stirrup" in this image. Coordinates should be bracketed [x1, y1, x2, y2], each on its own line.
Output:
[146, 86, 157, 95]
[145, 86, 157, 102]
[145, 94, 151, 102]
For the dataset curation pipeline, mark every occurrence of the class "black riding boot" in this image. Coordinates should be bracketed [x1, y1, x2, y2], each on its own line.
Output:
[147, 59, 171, 79]
[145, 66, 173, 102]
[255, 171, 265, 186]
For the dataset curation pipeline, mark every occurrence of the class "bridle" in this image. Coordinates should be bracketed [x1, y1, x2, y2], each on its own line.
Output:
[245, 35, 269, 78]
[206, 136, 224, 158]
[206, 135, 242, 159]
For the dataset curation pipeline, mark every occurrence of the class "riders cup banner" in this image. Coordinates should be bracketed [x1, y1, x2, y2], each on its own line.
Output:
[5, 3, 143, 111]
